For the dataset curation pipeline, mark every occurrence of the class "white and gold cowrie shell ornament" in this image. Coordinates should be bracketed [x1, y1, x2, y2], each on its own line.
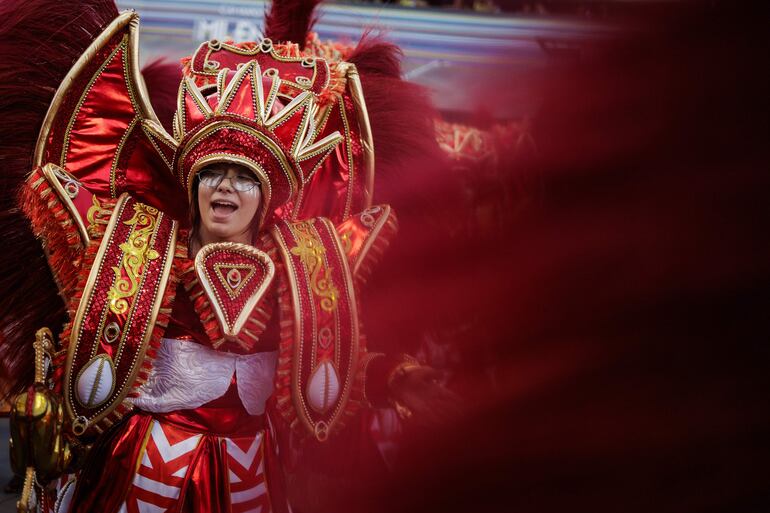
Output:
[307, 360, 341, 414]
[75, 354, 115, 409]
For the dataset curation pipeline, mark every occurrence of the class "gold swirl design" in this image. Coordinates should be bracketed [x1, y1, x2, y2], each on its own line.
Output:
[107, 203, 160, 314]
[290, 221, 339, 313]
[85, 196, 112, 238]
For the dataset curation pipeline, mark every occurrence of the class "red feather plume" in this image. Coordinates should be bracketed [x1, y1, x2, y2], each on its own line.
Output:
[141, 58, 184, 135]
[263, 0, 321, 49]
[0, 0, 118, 398]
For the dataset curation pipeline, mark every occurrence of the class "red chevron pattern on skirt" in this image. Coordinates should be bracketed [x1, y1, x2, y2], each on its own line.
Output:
[112, 418, 272, 513]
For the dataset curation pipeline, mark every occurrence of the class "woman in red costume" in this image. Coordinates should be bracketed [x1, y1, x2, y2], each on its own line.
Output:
[0, 1, 454, 512]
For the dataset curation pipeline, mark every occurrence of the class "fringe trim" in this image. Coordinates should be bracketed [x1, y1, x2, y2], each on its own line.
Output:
[19, 168, 84, 302]
[273, 247, 299, 434]
[354, 209, 399, 288]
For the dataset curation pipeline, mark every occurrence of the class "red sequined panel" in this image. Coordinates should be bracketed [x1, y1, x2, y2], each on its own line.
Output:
[194, 242, 275, 342]
[64, 195, 178, 435]
[271, 218, 363, 441]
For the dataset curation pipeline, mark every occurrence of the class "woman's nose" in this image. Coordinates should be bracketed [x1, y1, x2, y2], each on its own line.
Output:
[216, 176, 235, 191]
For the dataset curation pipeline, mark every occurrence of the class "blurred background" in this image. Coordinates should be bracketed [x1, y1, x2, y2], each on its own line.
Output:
[114, 0, 617, 121]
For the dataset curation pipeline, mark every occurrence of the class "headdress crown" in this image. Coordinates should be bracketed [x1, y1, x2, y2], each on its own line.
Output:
[169, 60, 343, 225]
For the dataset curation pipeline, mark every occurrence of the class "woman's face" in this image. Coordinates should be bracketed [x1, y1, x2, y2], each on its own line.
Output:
[196, 163, 261, 245]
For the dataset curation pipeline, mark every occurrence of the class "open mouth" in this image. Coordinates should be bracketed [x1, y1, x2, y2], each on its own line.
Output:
[211, 200, 238, 216]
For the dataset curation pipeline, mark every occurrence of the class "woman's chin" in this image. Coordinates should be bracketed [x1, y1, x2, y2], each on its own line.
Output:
[201, 220, 248, 244]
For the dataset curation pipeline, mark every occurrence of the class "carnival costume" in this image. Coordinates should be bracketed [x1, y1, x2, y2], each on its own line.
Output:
[0, 1, 443, 511]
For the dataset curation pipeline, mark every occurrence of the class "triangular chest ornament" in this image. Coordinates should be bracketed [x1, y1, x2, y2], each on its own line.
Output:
[194, 242, 275, 336]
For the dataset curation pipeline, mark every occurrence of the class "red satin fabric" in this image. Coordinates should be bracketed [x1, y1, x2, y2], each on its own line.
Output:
[63, 46, 135, 197]
[180, 437, 230, 513]
[69, 382, 285, 513]
[69, 412, 154, 513]
[51, 32, 187, 220]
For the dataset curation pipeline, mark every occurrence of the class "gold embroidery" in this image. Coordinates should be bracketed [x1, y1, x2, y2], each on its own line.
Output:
[107, 203, 160, 314]
[212, 262, 256, 299]
[290, 221, 339, 312]
[86, 196, 111, 238]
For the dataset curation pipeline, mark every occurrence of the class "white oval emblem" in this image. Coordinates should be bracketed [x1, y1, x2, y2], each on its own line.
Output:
[75, 354, 115, 408]
[307, 361, 340, 414]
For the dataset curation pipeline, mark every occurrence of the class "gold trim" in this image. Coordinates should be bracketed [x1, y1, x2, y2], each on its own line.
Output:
[335, 95, 356, 219]
[64, 194, 178, 431]
[296, 132, 345, 184]
[127, 15, 163, 123]
[263, 76, 281, 123]
[213, 263, 256, 299]
[192, 39, 330, 93]
[216, 60, 253, 115]
[318, 217, 360, 434]
[109, 116, 139, 198]
[34, 11, 168, 167]
[272, 224, 316, 435]
[353, 205, 392, 277]
[142, 119, 179, 151]
[65, 194, 131, 423]
[178, 77, 214, 137]
[313, 103, 334, 142]
[39, 163, 90, 245]
[265, 92, 313, 157]
[194, 242, 275, 337]
[253, 63, 267, 123]
[134, 419, 155, 474]
[345, 65, 375, 209]
[141, 119, 178, 171]
[216, 68, 228, 98]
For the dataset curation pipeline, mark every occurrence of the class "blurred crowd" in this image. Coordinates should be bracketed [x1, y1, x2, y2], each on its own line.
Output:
[341, 0, 657, 17]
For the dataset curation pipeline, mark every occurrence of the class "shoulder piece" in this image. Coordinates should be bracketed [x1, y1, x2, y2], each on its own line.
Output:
[34, 11, 185, 218]
[335, 204, 398, 286]
[185, 242, 275, 351]
[271, 217, 364, 441]
[62, 194, 180, 437]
